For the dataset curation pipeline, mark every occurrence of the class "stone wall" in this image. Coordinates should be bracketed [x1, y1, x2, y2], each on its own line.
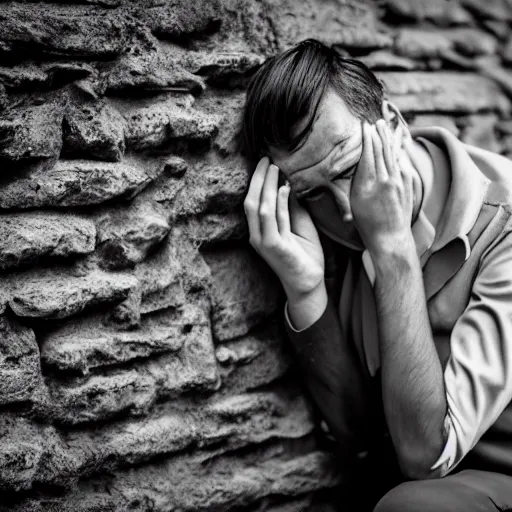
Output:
[1, 0, 512, 510]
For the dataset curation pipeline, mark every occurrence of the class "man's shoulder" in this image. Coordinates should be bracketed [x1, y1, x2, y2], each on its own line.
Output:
[465, 143, 512, 207]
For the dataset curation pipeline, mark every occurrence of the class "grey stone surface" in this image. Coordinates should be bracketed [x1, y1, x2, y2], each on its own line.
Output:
[0, 4, 129, 57]
[204, 248, 280, 342]
[94, 199, 170, 270]
[0, 316, 41, 405]
[0, 212, 96, 270]
[0, 160, 153, 209]
[41, 304, 207, 374]
[63, 98, 126, 162]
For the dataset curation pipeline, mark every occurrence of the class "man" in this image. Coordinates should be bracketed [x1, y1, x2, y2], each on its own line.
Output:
[241, 39, 512, 511]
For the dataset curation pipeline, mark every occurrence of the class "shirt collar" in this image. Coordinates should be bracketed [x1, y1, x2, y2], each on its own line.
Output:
[410, 126, 490, 258]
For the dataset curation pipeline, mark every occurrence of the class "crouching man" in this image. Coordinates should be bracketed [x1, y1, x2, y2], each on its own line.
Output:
[242, 39, 512, 511]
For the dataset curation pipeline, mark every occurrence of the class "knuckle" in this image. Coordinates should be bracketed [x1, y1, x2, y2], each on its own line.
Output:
[258, 206, 272, 218]
[261, 237, 278, 251]
[244, 199, 256, 212]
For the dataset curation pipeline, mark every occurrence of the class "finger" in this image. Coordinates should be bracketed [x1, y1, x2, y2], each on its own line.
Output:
[372, 123, 387, 181]
[259, 163, 280, 241]
[276, 183, 291, 235]
[376, 120, 395, 179]
[289, 190, 313, 233]
[328, 183, 353, 222]
[354, 122, 376, 189]
[244, 157, 270, 242]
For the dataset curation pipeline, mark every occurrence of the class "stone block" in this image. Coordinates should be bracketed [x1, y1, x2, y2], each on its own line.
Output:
[94, 200, 170, 270]
[0, 211, 95, 271]
[0, 316, 41, 405]
[0, 62, 94, 92]
[60, 388, 313, 482]
[258, 0, 391, 53]
[134, 231, 188, 314]
[0, 96, 64, 161]
[216, 322, 291, 393]
[0, 4, 129, 57]
[123, 97, 219, 150]
[184, 51, 264, 86]
[410, 115, 460, 136]
[152, 156, 189, 205]
[378, 72, 509, 114]
[185, 211, 248, 248]
[6, 267, 138, 319]
[461, 0, 512, 21]
[172, 153, 250, 217]
[63, 98, 126, 162]
[359, 51, 420, 71]
[204, 248, 281, 341]
[89, 449, 340, 512]
[382, 0, 472, 25]
[47, 370, 158, 425]
[134, 0, 222, 39]
[0, 415, 46, 491]
[47, 321, 219, 424]
[41, 304, 208, 374]
[0, 160, 153, 209]
[103, 45, 205, 95]
[395, 28, 497, 60]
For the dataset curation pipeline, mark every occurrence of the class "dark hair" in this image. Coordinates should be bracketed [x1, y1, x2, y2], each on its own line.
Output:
[241, 39, 385, 162]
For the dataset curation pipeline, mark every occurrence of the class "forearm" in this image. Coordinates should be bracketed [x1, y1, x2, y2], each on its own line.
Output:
[285, 283, 372, 454]
[372, 234, 447, 479]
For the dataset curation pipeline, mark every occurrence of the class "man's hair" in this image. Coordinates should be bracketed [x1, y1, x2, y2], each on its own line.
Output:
[241, 39, 385, 162]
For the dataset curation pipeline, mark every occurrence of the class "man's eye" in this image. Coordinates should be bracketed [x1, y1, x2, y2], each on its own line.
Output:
[304, 189, 325, 201]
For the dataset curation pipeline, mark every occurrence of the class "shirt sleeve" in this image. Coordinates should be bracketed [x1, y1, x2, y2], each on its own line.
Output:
[283, 296, 373, 456]
[431, 231, 512, 476]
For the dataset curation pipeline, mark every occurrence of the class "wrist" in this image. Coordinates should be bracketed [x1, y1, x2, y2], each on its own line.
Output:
[285, 281, 328, 332]
[370, 232, 418, 276]
[368, 230, 415, 261]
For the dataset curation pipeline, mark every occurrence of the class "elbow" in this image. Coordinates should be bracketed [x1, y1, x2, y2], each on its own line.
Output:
[396, 444, 446, 481]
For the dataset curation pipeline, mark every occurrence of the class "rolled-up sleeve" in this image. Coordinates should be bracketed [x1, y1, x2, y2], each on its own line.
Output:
[432, 231, 512, 476]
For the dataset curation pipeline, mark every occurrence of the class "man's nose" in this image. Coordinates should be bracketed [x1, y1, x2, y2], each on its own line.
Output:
[329, 179, 353, 222]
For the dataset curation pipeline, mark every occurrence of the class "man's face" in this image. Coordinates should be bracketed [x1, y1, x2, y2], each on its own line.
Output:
[270, 89, 366, 250]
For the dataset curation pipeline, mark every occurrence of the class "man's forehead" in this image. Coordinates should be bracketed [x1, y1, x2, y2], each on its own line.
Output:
[270, 91, 354, 175]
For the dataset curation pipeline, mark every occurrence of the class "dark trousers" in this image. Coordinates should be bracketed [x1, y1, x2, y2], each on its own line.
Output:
[328, 371, 512, 512]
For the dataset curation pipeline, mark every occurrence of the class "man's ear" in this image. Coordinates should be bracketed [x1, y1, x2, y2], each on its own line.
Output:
[381, 100, 406, 129]
[381, 100, 411, 153]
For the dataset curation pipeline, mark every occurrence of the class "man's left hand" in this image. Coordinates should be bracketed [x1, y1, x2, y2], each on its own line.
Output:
[350, 120, 415, 256]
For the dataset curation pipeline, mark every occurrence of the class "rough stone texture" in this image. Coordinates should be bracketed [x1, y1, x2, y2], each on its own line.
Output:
[122, 95, 219, 150]
[63, 97, 126, 162]
[205, 249, 281, 342]
[0, 316, 41, 405]
[379, 72, 510, 114]
[0, 4, 129, 58]
[2, 0, 512, 509]
[0, 95, 64, 161]
[0, 160, 153, 209]
[4, 267, 138, 319]
[41, 303, 207, 374]
[0, 211, 96, 270]
[93, 199, 170, 270]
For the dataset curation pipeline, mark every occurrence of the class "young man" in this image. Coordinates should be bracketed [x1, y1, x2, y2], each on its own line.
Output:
[242, 39, 512, 511]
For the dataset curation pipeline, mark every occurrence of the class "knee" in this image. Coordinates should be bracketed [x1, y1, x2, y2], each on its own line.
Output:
[373, 481, 440, 512]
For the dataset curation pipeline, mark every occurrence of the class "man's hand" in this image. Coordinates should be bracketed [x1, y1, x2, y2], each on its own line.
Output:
[350, 120, 414, 256]
[244, 157, 325, 303]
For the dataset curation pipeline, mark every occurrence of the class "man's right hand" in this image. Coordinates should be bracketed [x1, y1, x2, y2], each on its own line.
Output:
[243, 157, 325, 304]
